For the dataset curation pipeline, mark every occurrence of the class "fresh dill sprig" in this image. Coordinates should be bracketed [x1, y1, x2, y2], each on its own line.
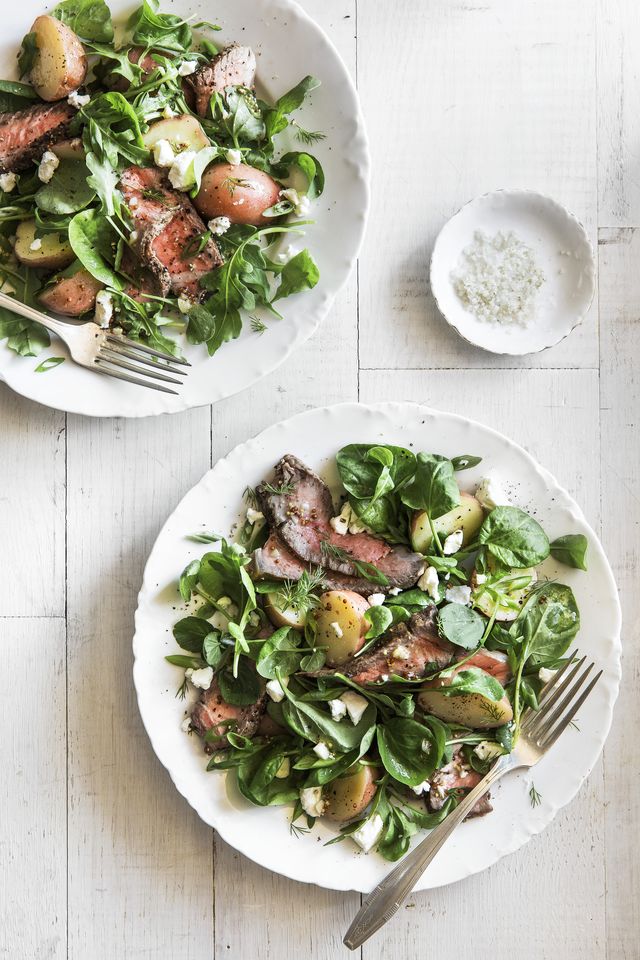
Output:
[275, 569, 326, 616]
[187, 532, 222, 543]
[320, 540, 389, 586]
[529, 783, 542, 808]
[175, 676, 189, 700]
[262, 481, 295, 496]
[243, 485, 258, 507]
[291, 120, 327, 145]
[289, 820, 311, 839]
[250, 315, 267, 334]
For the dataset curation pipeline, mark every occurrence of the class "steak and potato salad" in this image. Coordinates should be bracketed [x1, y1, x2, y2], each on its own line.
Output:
[169, 446, 588, 859]
[0, 0, 322, 361]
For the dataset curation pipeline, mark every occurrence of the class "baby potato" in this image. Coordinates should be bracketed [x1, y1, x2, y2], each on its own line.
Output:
[263, 591, 306, 630]
[418, 687, 513, 730]
[38, 268, 103, 316]
[410, 492, 484, 554]
[193, 162, 281, 226]
[142, 115, 210, 154]
[28, 15, 87, 102]
[312, 590, 370, 666]
[323, 763, 378, 823]
[51, 138, 84, 161]
[15, 220, 74, 270]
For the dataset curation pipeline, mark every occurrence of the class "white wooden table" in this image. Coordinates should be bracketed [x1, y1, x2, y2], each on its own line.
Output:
[2, 1, 638, 957]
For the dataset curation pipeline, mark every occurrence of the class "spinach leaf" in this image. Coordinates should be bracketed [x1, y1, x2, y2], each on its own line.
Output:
[478, 506, 550, 568]
[0, 79, 38, 112]
[451, 454, 482, 472]
[203, 632, 225, 668]
[264, 76, 321, 141]
[363, 605, 393, 640]
[256, 627, 301, 680]
[173, 615, 212, 654]
[400, 452, 460, 520]
[550, 534, 588, 571]
[53, 0, 114, 42]
[337, 444, 415, 501]
[218, 658, 261, 705]
[34, 356, 65, 372]
[225, 88, 266, 143]
[178, 559, 200, 602]
[17, 33, 38, 79]
[441, 667, 505, 701]
[511, 582, 580, 664]
[273, 250, 319, 302]
[437, 603, 485, 649]
[376, 717, 443, 786]
[68, 209, 123, 288]
[281, 682, 376, 751]
[35, 160, 96, 215]
[276, 151, 325, 199]
[235, 738, 300, 806]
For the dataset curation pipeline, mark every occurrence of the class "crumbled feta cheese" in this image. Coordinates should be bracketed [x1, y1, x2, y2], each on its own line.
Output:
[475, 474, 512, 511]
[442, 529, 464, 555]
[94, 290, 114, 328]
[266, 678, 288, 703]
[351, 814, 384, 853]
[246, 507, 264, 525]
[181, 715, 192, 733]
[329, 621, 343, 639]
[417, 566, 440, 600]
[168, 150, 197, 190]
[276, 244, 294, 264]
[445, 585, 472, 606]
[130, 230, 139, 243]
[368, 593, 386, 607]
[247, 611, 260, 629]
[38, 150, 59, 183]
[177, 296, 192, 314]
[279, 187, 312, 216]
[539, 667, 557, 685]
[185, 665, 214, 689]
[313, 742, 332, 760]
[388, 587, 402, 596]
[340, 691, 368, 725]
[475, 573, 487, 585]
[392, 645, 411, 661]
[0, 172, 17, 193]
[411, 780, 430, 796]
[178, 59, 198, 76]
[225, 148, 243, 166]
[29, 238, 42, 252]
[300, 786, 326, 818]
[329, 501, 368, 536]
[208, 216, 231, 236]
[162, 104, 178, 119]
[474, 741, 504, 762]
[129, 196, 139, 209]
[328, 698, 347, 721]
[67, 90, 90, 109]
[275, 757, 290, 779]
[217, 595, 239, 618]
[153, 138, 175, 168]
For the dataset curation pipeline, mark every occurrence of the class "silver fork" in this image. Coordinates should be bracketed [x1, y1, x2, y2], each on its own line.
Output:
[0, 291, 190, 395]
[344, 653, 603, 950]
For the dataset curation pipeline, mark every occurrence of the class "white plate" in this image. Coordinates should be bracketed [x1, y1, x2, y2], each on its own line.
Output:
[133, 401, 621, 892]
[430, 190, 595, 356]
[0, 0, 369, 417]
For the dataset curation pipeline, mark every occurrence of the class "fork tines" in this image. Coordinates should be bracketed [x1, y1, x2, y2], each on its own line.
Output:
[521, 652, 603, 749]
[95, 335, 191, 395]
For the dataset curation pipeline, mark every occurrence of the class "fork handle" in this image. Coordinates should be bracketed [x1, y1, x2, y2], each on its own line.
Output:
[343, 754, 513, 951]
[0, 290, 77, 337]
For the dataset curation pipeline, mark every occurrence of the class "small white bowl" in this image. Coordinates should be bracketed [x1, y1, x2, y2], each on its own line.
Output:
[430, 190, 596, 355]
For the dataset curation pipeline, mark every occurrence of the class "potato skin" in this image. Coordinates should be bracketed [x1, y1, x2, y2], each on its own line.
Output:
[418, 688, 513, 730]
[142, 116, 210, 153]
[15, 220, 74, 270]
[263, 591, 306, 630]
[29, 16, 87, 102]
[411, 492, 484, 554]
[193, 162, 281, 225]
[312, 590, 370, 666]
[51, 137, 84, 160]
[38, 268, 103, 316]
[324, 764, 378, 823]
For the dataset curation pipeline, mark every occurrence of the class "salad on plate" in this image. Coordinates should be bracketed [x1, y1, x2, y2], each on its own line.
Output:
[167, 445, 588, 860]
[0, 0, 323, 362]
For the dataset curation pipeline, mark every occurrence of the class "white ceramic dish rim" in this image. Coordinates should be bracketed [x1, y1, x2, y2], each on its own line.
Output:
[0, 0, 370, 417]
[429, 188, 596, 357]
[132, 401, 621, 892]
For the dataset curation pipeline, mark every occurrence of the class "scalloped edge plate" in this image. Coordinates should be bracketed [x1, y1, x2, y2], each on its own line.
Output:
[133, 402, 621, 891]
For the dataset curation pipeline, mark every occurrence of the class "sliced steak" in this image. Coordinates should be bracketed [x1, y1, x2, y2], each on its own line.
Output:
[427, 746, 492, 819]
[458, 648, 511, 686]
[256, 456, 424, 590]
[187, 45, 257, 117]
[119, 165, 223, 300]
[190, 676, 267, 751]
[251, 533, 396, 598]
[0, 101, 76, 173]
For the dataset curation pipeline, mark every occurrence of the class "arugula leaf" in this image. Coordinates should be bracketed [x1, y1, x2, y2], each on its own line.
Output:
[276, 151, 325, 199]
[17, 32, 38, 79]
[34, 356, 65, 372]
[400, 452, 460, 520]
[52, 0, 114, 42]
[35, 160, 96, 215]
[479, 506, 550, 569]
[68, 209, 123, 288]
[550, 534, 588, 571]
[441, 667, 505, 701]
[0, 79, 38, 112]
[437, 603, 485, 649]
[265, 76, 321, 141]
[273, 250, 319, 302]
[128, 0, 193, 53]
[80, 93, 148, 167]
[224, 88, 266, 143]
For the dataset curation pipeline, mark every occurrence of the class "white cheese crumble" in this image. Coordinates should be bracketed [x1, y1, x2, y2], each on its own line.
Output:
[225, 148, 243, 166]
[38, 150, 59, 183]
[246, 507, 264, 525]
[411, 780, 431, 796]
[474, 741, 504, 762]
[94, 290, 113, 328]
[329, 501, 368, 535]
[300, 786, 326, 818]
[168, 150, 197, 190]
[539, 667, 557, 685]
[451, 230, 545, 327]
[392, 645, 411, 661]
[351, 814, 384, 853]
[442, 529, 464, 555]
[208, 216, 231, 236]
[279, 187, 311, 216]
[313, 742, 332, 760]
[445, 585, 472, 606]
[329, 621, 343, 639]
[265, 678, 287, 703]
[340, 691, 368, 725]
[67, 90, 90, 109]
[178, 59, 198, 76]
[130, 230, 139, 243]
[328, 698, 347, 721]
[277, 244, 294, 264]
[417, 565, 440, 600]
[29, 238, 42, 252]
[177, 296, 192, 314]
[185, 665, 214, 689]
[153, 138, 175, 168]
[0, 172, 17, 193]
[368, 593, 386, 607]
[388, 587, 402, 596]
[475, 474, 512, 511]
[162, 104, 178, 119]
[181, 715, 192, 733]
[275, 757, 290, 779]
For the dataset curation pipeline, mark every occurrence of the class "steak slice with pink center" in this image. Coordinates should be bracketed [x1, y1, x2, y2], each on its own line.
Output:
[427, 745, 493, 818]
[190, 676, 266, 752]
[0, 101, 76, 173]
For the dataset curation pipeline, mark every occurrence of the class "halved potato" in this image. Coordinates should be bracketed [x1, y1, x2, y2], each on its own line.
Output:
[263, 591, 306, 630]
[15, 220, 74, 270]
[51, 138, 84, 161]
[471, 565, 537, 622]
[38, 268, 103, 316]
[323, 763, 378, 823]
[28, 15, 87, 102]
[418, 687, 513, 730]
[410, 492, 484, 554]
[312, 590, 370, 666]
[194, 162, 281, 226]
[142, 115, 210, 153]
